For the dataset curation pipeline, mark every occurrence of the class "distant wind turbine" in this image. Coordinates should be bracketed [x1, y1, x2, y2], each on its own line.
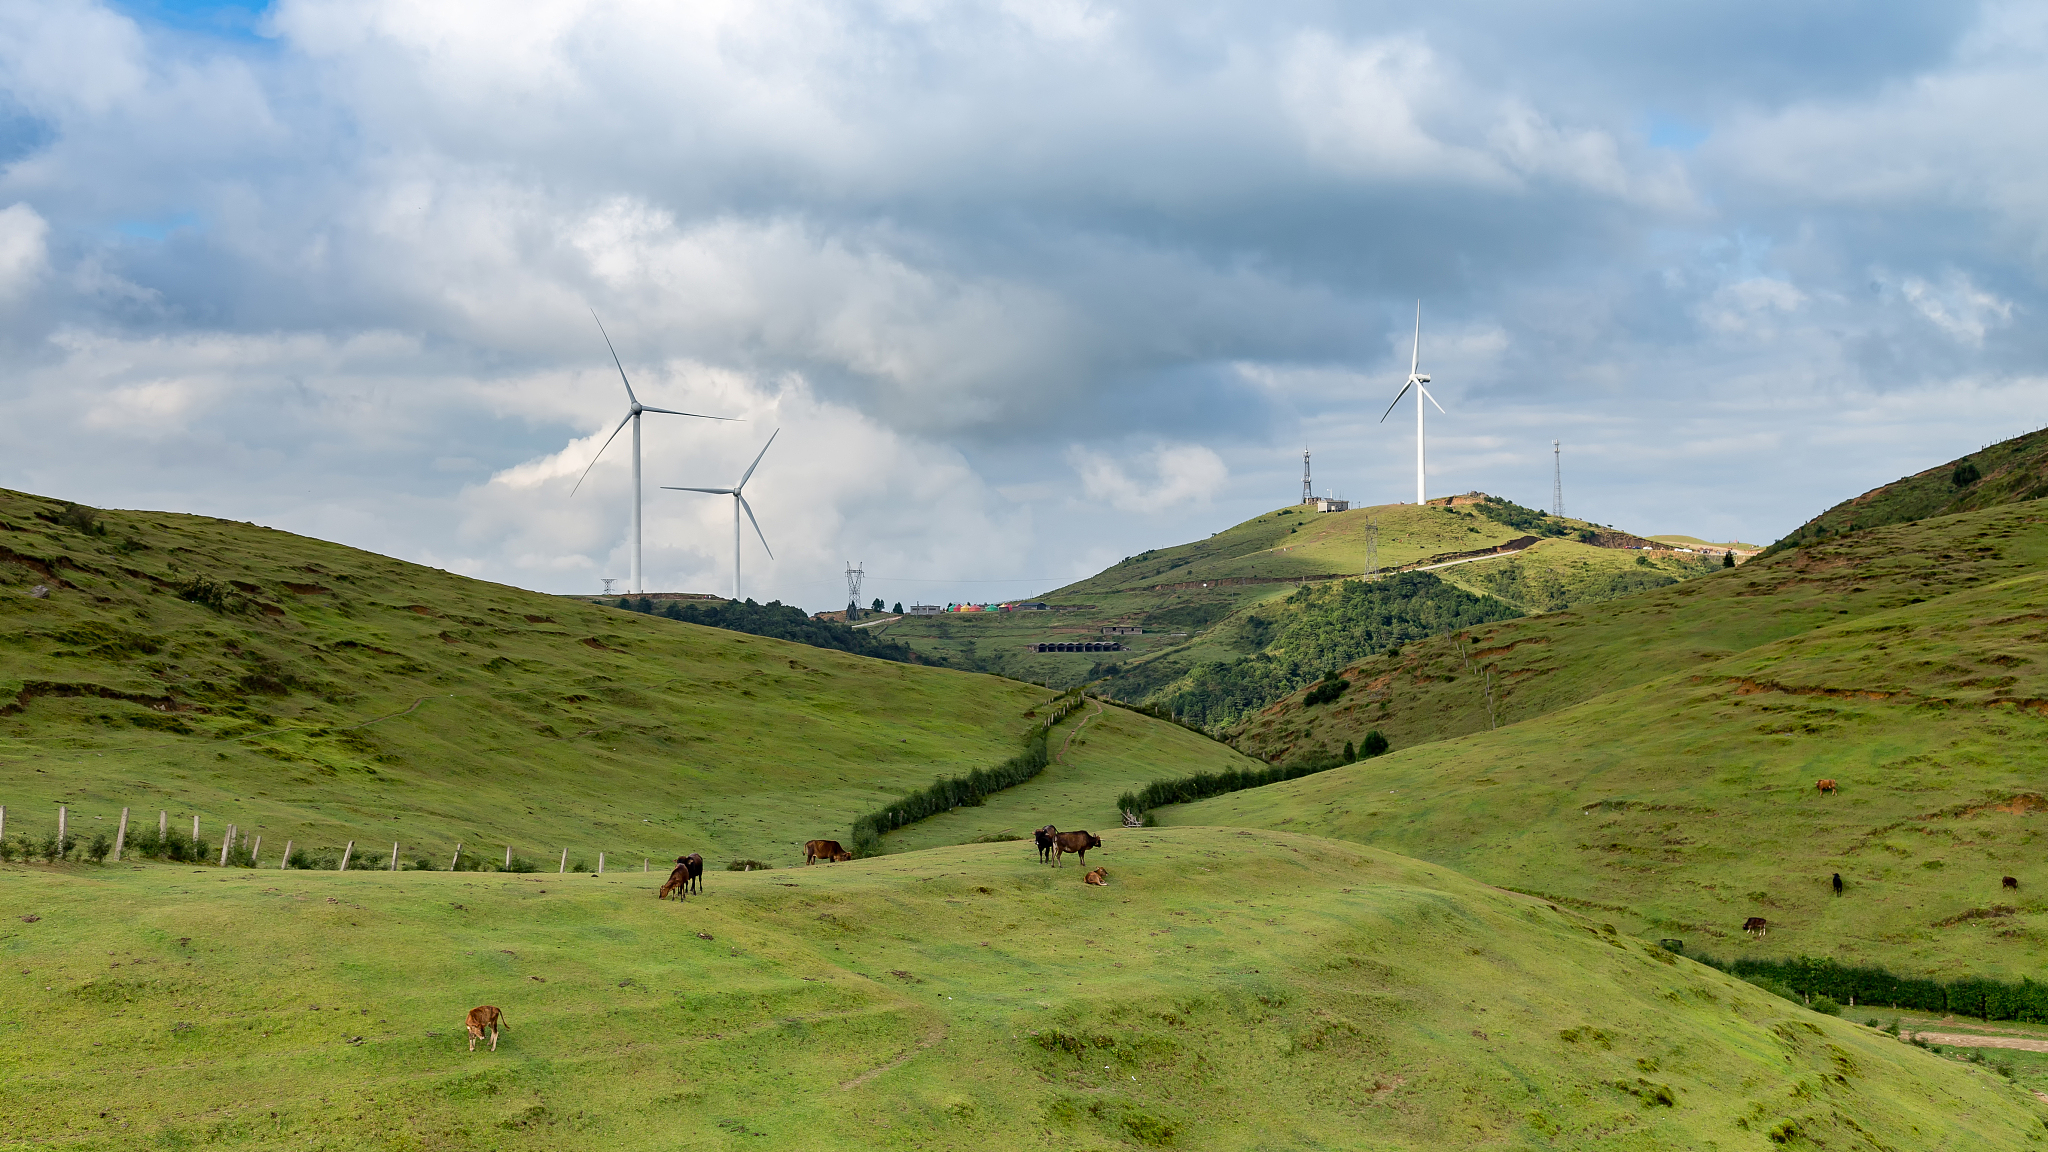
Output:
[570, 311, 735, 594]
[1379, 301, 1444, 505]
[663, 430, 779, 601]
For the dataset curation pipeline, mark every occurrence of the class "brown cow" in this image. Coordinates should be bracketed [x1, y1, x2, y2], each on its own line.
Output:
[1083, 867, 1108, 886]
[1034, 825, 1059, 865]
[466, 1005, 505, 1052]
[657, 859, 689, 901]
[1050, 830, 1102, 868]
[1743, 917, 1768, 938]
[1815, 779, 1837, 794]
[805, 840, 848, 865]
[2004, 876, 2020, 891]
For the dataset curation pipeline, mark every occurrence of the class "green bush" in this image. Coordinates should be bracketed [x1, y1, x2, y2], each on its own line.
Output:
[1723, 551, 1736, 568]
[1303, 672, 1347, 707]
[725, 859, 772, 871]
[86, 832, 113, 864]
[1953, 461, 1982, 487]
[1117, 732, 1390, 816]
[1809, 995, 1843, 1016]
[1360, 730, 1390, 757]
[850, 732, 1051, 856]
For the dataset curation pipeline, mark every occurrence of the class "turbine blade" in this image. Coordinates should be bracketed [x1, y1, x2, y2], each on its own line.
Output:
[660, 486, 734, 494]
[738, 493, 773, 559]
[569, 411, 634, 496]
[1420, 382, 1446, 414]
[736, 428, 780, 489]
[1411, 300, 1421, 377]
[1378, 381, 1414, 423]
[590, 309, 639, 405]
[639, 405, 736, 421]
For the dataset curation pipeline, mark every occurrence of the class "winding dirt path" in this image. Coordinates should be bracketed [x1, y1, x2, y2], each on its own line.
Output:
[1907, 1031, 2048, 1053]
[1058, 698, 1105, 764]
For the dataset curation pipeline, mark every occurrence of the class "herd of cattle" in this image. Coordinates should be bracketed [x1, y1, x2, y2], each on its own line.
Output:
[647, 827, 1110, 903]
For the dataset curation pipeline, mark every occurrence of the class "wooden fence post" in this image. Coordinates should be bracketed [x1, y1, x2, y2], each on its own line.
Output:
[159, 810, 167, 839]
[558, 848, 567, 874]
[58, 805, 66, 851]
[1, 804, 7, 843]
[597, 852, 605, 875]
[451, 843, 462, 871]
[643, 858, 647, 872]
[251, 835, 261, 868]
[505, 845, 512, 869]
[339, 841, 354, 871]
[390, 841, 399, 871]
[219, 825, 234, 867]
[192, 815, 200, 845]
[281, 840, 292, 869]
[113, 808, 129, 862]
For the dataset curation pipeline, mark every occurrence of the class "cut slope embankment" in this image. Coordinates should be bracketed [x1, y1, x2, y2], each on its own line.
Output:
[0, 488, 1208, 867]
[1168, 565, 2048, 977]
[7, 827, 2042, 1150]
[1231, 499, 2048, 765]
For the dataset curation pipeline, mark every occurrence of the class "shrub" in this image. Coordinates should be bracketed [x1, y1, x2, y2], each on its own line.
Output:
[1953, 461, 1982, 487]
[1809, 995, 1843, 1016]
[850, 733, 1052, 856]
[1341, 740, 1355, 764]
[286, 846, 318, 869]
[175, 577, 239, 613]
[571, 859, 590, 873]
[1116, 739, 1389, 817]
[1360, 729, 1390, 757]
[86, 832, 113, 864]
[408, 857, 437, 871]
[503, 855, 540, 873]
[1303, 673, 1347, 707]
[725, 859, 772, 871]
[1723, 551, 1736, 568]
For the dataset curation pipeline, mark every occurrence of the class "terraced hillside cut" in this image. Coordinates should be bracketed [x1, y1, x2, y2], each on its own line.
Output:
[0, 487, 1251, 868]
[9, 828, 2044, 1150]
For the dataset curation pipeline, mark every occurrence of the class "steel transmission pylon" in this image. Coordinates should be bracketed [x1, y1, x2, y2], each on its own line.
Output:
[845, 561, 866, 621]
[1363, 514, 1380, 580]
[1552, 440, 1564, 518]
[1301, 449, 1313, 504]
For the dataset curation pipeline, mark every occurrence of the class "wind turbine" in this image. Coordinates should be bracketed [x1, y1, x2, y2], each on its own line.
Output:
[1379, 301, 1444, 505]
[570, 311, 734, 594]
[663, 430, 779, 601]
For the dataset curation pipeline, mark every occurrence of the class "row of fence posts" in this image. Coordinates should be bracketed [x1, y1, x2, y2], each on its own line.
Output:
[2, 804, 650, 876]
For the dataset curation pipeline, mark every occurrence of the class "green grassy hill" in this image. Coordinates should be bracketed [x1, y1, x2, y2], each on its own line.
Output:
[1175, 503, 2048, 977]
[10, 828, 2043, 1150]
[1767, 426, 2048, 554]
[0, 488, 1247, 869]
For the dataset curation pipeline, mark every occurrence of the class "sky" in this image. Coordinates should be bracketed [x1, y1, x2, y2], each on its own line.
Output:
[1, 0, 2043, 611]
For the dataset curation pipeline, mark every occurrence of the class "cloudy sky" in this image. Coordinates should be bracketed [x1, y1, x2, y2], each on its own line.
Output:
[1, 0, 2043, 610]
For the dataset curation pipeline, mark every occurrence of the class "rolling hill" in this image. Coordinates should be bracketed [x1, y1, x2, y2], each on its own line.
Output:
[1766, 424, 2048, 554]
[0, 487, 1253, 870]
[9, 828, 2044, 1150]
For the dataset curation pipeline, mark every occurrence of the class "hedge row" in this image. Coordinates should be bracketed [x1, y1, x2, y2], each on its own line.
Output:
[847, 690, 1084, 856]
[1690, 953, 2048, 1023]
[1116, 731, 1388, 816]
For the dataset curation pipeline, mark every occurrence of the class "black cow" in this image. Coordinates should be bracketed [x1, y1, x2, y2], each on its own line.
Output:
[1034, 825, 1058, 865]
[682, 852, 704, 895]
[1832, 873, 1843, 896]
[1050, 830, 1102, 868]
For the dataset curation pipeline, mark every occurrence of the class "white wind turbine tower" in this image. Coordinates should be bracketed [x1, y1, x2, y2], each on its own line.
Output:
[664, 430, 780, 601]
[570, 311, 734, 594]
[1379, 301, 1444, 505]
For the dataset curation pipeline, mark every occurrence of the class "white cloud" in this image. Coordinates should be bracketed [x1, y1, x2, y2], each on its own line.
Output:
[1896, 271, 2013, 346]
[0, 203, 49, 299]
[1070, 443, 1228, 513]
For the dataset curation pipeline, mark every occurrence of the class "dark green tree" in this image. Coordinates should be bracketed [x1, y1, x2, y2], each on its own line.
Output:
[1723, 550, 1736, 568]
[871, 597, 884, 612]
[1953, 461, 1982, 487]
[1341, 740, 1356, 764]
[893, 601, 904, 614]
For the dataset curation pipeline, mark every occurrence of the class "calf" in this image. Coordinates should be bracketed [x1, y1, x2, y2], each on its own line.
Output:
[1083, 867, 1108, 886]
[682, 852, 704, 895]
[1743, 917, 1768, 938]
[1051, 830, 1102, 868]
[805, 840, 848, 865]
[1815, 778, 1837, 795]
[465, 1005, 505, 1052]
[2004, 876, 2020, 891]
[1034, 825, 1059, 865]
[657, 859, 689, 901]
[1832, 873, 1843, 896]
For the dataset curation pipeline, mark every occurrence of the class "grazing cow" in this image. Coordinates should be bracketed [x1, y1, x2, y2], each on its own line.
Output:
[657, 858, 689, 901]
[2004, 876, 2020, 891]
[1083, 867, 1108, 886]
[465, 1005, 505, 1052]
[1034, 825, 1059, 865]
[831, 851, 853, 862]
[1832, 873, 1843, 896]
[805, 840, 847, 865]
[682, 852, 704, 895]
[1743, 917, 1768, 938]
[1050, 830, 1102, 868]
[1815, 779, 1837, 795]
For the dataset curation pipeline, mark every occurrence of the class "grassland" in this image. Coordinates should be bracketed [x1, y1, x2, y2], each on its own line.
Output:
[0, 487, 1231, 869]
[1169, 522, 2048, 977]
[9, 827, 2045, 1150]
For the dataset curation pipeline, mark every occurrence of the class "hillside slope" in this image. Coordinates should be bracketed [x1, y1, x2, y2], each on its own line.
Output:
[1767, 425, 2048, 553]
[9, 829, 2043, 1150]
[1230, 499, 2048, 765]
[1169, 559, 2048, 977]
[0, 488, 1243, 868]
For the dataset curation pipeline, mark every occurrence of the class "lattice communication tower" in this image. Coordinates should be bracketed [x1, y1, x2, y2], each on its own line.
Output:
[1302, 449, 1313, 504]
[1552, 440, 1564, 518]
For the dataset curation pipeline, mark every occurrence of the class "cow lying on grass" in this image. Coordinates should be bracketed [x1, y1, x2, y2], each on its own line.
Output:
[466, 1005, 505, 1052]
[1084, 867, 1107, 886]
